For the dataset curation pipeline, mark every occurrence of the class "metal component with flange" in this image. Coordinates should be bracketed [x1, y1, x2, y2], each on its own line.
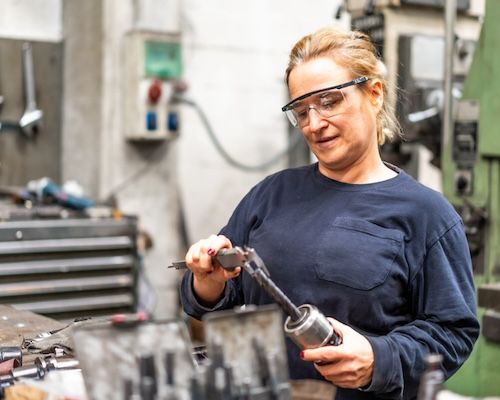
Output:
[284, 304, 341, 350]
[0, 356, 79, 390]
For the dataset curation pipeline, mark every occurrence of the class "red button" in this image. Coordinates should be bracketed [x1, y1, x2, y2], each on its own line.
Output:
[148, 80, 162, 104]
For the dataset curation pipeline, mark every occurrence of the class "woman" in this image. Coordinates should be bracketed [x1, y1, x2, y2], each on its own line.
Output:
[180, 27, 479, 399]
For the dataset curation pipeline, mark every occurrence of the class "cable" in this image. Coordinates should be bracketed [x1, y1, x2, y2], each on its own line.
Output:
[103, 95, 303, 201]
[174, 95, 304, 172]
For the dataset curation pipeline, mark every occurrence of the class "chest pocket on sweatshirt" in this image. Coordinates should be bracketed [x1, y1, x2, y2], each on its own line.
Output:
[313, 217, 404, 290]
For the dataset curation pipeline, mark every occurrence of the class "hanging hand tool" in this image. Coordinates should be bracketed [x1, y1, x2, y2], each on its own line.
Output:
[169, 247, 342, 352]
[19, 42, 43, 137]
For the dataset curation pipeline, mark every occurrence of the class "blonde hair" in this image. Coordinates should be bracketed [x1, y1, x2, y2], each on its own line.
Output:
[285, 27, 401, 145]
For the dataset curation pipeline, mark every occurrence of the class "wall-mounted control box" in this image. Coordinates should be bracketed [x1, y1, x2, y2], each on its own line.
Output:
[123, 30, 182, 141]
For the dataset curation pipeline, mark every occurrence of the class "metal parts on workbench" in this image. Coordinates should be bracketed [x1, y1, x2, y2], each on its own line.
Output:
[203, 305, 292, 400]
[0, 347, 22, 366]
[70, 306, 292, 400]
[0, 355, 79, 393]
[73, 318, 196, 400]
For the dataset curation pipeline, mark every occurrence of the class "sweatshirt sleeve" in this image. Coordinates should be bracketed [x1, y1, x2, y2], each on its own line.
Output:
[179, 270, 244, 320]
[364, 222, 479, 399]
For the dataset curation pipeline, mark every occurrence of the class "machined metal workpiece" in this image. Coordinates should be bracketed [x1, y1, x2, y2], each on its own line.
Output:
[284, 304, 341, 350]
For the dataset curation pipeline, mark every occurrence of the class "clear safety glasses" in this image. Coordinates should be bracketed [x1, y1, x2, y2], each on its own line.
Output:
[281, 76, 369, 127]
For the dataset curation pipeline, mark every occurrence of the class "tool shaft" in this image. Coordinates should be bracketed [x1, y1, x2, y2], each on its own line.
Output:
[247, 266, 302, 321]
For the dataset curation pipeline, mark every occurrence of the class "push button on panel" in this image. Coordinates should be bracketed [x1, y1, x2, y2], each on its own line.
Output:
[147, 80, 162, 104]
[167, 111, 179, 132]
[146, 111, 157, 131]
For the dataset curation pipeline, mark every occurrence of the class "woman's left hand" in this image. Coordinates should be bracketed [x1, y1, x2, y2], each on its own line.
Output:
[300, 318, 374, 389]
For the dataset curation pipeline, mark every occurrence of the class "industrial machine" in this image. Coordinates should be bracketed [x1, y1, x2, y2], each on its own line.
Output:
[348, 0, 500, 396]
[348, 0, 481, 178]
[441, 0, 500, 395]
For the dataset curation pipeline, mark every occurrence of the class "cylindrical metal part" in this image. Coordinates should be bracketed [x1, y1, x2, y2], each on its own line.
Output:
[0, 347, 22, 365]
[165, 351, 175, 386]
[12, 364, 44, 380]
[123, 378, 134, 400]
[417, 354, 444, 400]
[138, 354, 157, 397]
[0, 374, 13, 386]
[284, 304, 341, 350]
[44, 356, 80, 371]
[139, 376, 156, 400]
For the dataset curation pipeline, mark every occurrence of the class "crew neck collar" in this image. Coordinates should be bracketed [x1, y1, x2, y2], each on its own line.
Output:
[311, 162, 403, 191]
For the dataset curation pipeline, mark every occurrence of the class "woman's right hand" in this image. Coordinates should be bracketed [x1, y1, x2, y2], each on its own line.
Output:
[185, 234, 241, 304]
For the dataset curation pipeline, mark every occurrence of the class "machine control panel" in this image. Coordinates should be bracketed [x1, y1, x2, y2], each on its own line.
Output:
[123, 30, 182, 141]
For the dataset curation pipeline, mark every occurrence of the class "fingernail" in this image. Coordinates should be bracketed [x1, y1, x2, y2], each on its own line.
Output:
[207, 248, 215, 256]
[299, 351, 304, 359]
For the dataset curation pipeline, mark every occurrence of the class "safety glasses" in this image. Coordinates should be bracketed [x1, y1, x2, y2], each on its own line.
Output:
[282, 76, 369, 127]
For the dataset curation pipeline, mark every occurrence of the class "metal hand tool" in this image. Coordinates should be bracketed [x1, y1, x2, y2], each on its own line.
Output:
[19, 42, 43, 137]
[170, 247, 342, 351]
[235, 247, 342, 354]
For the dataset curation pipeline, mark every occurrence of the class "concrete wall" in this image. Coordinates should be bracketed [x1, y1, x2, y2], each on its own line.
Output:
[62, 0, 103, 198]
[0, 0, 344, 319]
[178, 0, 343, 241]
[0, 0, 62, 41]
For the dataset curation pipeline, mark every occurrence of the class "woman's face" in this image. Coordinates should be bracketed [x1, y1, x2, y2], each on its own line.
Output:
[287, 57, 383, 180]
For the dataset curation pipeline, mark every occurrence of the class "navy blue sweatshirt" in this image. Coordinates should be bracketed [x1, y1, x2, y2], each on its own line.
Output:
[181, 163, 479, 400]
